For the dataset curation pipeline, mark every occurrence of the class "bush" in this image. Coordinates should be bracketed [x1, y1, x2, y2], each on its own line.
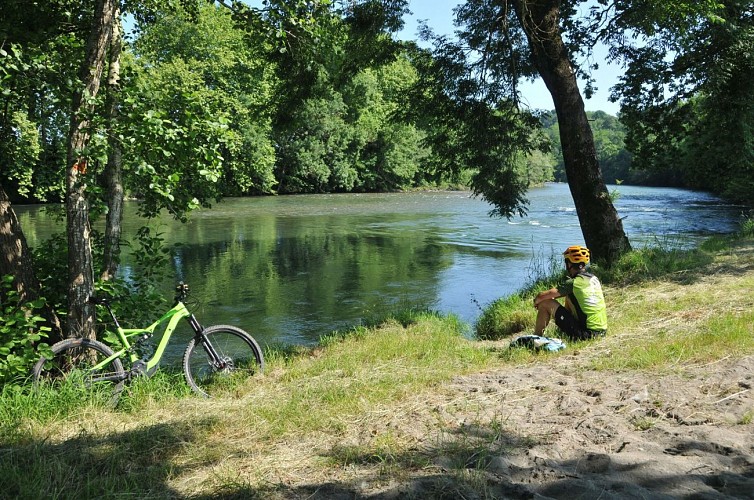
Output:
[0, 275, 52, 385]
[475, 293, 533, 340]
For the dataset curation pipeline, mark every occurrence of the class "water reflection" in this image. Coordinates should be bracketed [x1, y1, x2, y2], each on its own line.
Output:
[168, 222, 453, 345]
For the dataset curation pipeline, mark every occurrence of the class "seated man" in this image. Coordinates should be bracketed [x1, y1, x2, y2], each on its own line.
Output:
[532, 245, 607, 341]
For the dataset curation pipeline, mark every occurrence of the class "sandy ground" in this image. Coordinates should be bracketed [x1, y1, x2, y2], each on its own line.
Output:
[306, 353, 754, 500]
[428, 354, 754, 499]
[272, 350, 754, 500]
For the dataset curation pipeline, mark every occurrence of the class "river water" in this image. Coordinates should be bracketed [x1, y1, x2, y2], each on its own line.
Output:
[14, 183, 741, 348]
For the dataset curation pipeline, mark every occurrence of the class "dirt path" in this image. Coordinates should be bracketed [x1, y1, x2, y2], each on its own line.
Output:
[428, 355, 754, 499]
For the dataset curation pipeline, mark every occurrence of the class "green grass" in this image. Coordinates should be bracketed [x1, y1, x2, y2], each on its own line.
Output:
[592, 304, 754, 371]
[256, 314, 495, 439]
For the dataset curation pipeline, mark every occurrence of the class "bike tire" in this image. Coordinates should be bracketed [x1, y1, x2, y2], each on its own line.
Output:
[182, 325, 264, 398]
[31, 338, 127, 405]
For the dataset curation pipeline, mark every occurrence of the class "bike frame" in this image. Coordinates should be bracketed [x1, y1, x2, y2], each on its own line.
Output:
[92, 300, 203, 377]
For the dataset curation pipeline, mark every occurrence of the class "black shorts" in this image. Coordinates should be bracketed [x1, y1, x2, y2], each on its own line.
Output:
[554, 305, 605, 341]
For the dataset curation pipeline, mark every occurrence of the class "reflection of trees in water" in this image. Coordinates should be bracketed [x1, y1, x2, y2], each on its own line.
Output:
[167, 215, 453, 342]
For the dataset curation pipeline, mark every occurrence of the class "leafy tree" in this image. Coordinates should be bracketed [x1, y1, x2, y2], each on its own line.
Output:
[129, 1, 279, 202]
[604, 0, 753, 203]
[275, 90, 354, 193]
[261, 0, 428, 193]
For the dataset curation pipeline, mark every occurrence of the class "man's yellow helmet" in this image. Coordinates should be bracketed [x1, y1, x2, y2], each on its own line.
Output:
[563, 245, 590, 265]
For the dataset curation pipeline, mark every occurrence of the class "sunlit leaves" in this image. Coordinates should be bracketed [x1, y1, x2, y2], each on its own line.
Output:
[128, 1, 278, 202]
[607, 0, 754, 202]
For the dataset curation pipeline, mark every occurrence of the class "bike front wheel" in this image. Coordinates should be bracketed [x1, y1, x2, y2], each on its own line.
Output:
[32, 338, 127, 405]
[182, 325, 264, 398]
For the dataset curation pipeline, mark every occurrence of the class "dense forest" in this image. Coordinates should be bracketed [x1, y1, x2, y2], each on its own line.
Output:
[1, 0, 752, 370]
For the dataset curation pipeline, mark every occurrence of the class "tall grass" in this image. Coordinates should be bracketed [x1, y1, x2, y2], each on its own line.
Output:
[739, 212, 754, 237]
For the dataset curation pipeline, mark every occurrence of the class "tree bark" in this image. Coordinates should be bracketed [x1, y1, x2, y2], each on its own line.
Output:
[0, 183, 63, 342]
[66, 0, 116, 338]
[101, 8, 124, 281]
[513, 0, 631, 264]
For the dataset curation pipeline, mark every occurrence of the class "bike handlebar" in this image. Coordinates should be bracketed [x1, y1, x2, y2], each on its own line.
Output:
[175, 282, 190, 303]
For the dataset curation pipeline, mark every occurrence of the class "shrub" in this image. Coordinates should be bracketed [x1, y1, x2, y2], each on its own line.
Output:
[475, 294, 532, 340]
[740, 213, 754, 238]
[0, 275, 52, 384]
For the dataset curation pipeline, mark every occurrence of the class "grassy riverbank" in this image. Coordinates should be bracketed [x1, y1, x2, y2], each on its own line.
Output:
[1, 234, 753, 498]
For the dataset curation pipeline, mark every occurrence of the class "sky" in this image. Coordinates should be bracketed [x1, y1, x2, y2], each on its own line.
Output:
[400, 0, 621, 115]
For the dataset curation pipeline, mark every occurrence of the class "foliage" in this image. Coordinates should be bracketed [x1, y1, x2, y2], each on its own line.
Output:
[0, 276, 52, 385]
[405, 45, 546, 216]
[275, 91, 354, 192]
[0, 40, 77, 203]
[122, 1, 429, 199]
[30, 231, 69, 313]
[128, 2, 279, 203]
[266, 1, 432, 194]
[604, 0, 754, 203]
[30, 224, 172, 337]
[272, 54, 430, 193]
[94, 226, 171, 331]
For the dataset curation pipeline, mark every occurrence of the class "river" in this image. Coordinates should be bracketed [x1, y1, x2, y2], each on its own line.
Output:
[13, 183, 741, 349]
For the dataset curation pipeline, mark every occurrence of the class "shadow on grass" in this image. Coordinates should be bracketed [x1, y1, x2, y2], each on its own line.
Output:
[4, 395, 752, 498]
[0, 417, 217, 499]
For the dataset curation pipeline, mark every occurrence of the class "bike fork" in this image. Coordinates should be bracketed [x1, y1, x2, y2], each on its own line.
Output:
[188, 314, 226, 368]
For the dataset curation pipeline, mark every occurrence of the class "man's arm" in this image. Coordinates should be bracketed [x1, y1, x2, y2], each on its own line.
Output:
[533, 288, 562, 308]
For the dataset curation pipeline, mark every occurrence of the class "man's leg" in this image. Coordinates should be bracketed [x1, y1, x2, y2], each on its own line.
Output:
[534, 299, 561, 335]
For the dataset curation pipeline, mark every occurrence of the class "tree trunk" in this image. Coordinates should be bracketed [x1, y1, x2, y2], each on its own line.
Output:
[0, 183, 63, 342]
[513, 0, 631, 264]
[101, 8, 124, 281]
[65, 0, 116, 338]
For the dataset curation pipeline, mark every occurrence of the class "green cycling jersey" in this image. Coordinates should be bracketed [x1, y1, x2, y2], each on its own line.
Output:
[557, 271, 607, 332]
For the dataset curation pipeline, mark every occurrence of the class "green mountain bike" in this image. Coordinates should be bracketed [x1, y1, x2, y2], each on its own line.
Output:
[32, 282, 264, 403]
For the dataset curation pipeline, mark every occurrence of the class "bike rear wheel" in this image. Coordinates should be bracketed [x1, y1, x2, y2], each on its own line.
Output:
[32, 338, 127, 405]
[182, 325, 264, 398]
